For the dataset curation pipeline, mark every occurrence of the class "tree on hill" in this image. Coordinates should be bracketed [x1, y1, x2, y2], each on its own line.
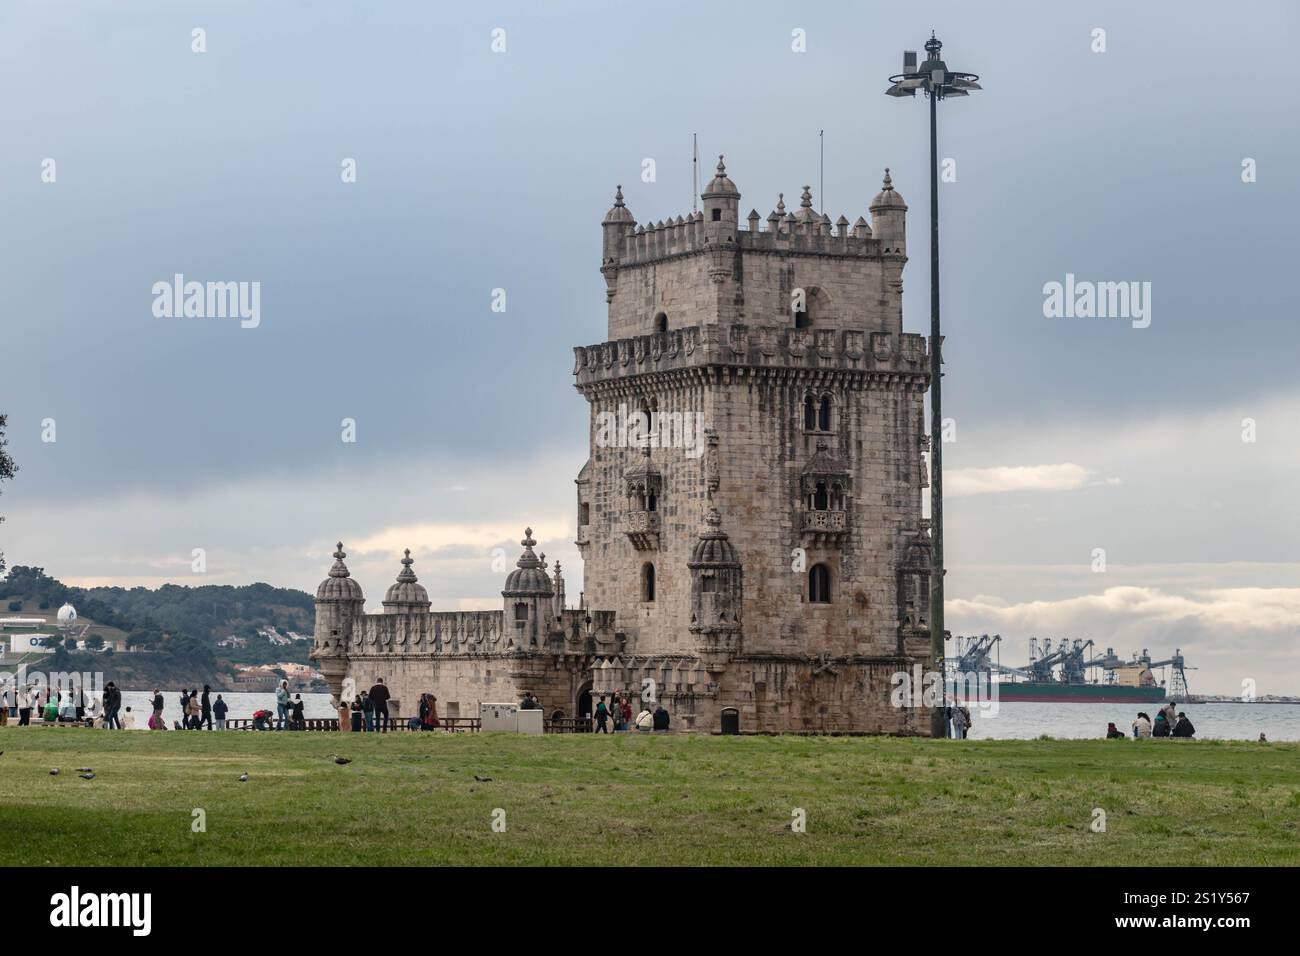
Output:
[0, 413, 15, 578]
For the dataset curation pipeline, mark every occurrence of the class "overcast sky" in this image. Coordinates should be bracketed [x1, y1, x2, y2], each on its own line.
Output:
[2, 0, 1298, 694]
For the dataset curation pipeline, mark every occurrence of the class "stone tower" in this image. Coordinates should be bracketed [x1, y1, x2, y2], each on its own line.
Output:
[573, 157, 935, 733]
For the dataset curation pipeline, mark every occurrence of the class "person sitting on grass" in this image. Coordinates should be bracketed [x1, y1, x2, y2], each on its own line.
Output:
[252, 709, 272, 731]
[1106, 722, 1125, 739]
[1132, 713, 1152, 738]
[653, 702, 670, 732]
[1172, 711, 1196, 738]
[1151, 711, 1171, 738]
[122, 707, 136, 729]
[635, 707, 653, 732]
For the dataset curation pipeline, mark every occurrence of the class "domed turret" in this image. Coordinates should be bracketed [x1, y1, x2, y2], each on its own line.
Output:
[602, 184, 635, 265]
[702, 155, 738, 198]
[702, 155, 740, 242]
[503, 528, 553, 597]
[382, 549, 431, 612]
[312, 542, 365, 697]
[56, 603, 77, 628]
[316, 542, 364, 602]
[688, 504, 743, 666]
[690, 506, 739, 566]
[870, 168, 907, 253]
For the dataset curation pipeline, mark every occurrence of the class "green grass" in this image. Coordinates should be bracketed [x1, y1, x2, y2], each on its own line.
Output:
[1, 726, 1297, 865]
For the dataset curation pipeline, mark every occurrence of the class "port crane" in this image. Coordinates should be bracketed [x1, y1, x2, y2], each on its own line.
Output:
[950, 635, 1193, 698]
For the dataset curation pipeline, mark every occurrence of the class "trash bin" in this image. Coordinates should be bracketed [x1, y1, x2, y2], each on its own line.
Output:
[720, 707, 740, 735]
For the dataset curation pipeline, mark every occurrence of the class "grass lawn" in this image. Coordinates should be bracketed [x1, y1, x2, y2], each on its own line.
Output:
[1, 726, 1297, 866]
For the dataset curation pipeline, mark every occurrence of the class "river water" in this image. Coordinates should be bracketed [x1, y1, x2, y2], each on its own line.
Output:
[102, 691, 1300, 741]
[962, 701, 1300, 741]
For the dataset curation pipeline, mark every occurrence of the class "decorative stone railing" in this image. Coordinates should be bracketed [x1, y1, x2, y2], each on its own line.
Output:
[624, 509, 661, 550]
[574, 324, 928, 390]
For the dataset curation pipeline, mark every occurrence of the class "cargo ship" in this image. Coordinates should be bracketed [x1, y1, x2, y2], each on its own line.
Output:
[949, 635, 1190, 704]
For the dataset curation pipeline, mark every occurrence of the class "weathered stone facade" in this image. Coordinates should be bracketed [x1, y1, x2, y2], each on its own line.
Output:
[312, 157, 935, 734]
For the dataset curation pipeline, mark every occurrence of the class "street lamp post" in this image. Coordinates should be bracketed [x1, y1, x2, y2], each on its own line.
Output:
[886, 33, 980, 739]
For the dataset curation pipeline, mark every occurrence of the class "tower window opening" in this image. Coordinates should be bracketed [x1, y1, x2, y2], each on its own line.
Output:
[712, 208, 722, 221]
[654, 312, 668, 334]
[794, 304, 810, 329]
[818, 396, 833, 431]
[813, 481, 829, 511]
[803, 396, 816, 431]
[701, 574, 716, 594]
[647, 491, 657, 512]
[642, 563, 657, 602]
[579, 502, 590, 525]
[514, 602, 529, 622]
[808, 564, 831, 604]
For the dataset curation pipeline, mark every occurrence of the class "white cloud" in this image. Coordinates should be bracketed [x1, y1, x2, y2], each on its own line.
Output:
[946, 463, 1096, 497]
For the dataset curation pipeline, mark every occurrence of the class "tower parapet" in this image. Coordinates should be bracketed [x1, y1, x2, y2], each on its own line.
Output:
[574, 324, 929, 392]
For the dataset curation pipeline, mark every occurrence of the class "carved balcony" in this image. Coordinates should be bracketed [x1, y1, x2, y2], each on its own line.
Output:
[801, 509, 849, 545]
[624, 510, 661, 550]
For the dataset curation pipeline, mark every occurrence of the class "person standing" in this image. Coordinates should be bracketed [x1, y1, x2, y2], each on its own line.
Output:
[951, 704, 969, 740]
[179, 689, 191, 728]
[200, 685, 213, 730]
[368, 678, 391, 733]
[0, 683, 8, 726]
[151, 689, 164, 727]
[419, 693, 440, 731]
[186, 690, 202, 729]
[360, 690, 374, 732]
[1161, 700, 1178, 728]
[275, 680, 290, 731]
[18, 684, 32, 726]
[102, 682, 120, 729]
[593, 695, 610, 734]
[213, 694, 228, 730]
[351, 694, 364, 732]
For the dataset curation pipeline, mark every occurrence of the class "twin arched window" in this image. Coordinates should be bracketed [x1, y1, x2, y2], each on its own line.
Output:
[808, 564, 831, 604]
[803, 395, 834, 432]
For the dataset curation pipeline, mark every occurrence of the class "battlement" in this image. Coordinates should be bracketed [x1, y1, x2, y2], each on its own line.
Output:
[574, 324, 929, 391]
[606, 210, 886, 268]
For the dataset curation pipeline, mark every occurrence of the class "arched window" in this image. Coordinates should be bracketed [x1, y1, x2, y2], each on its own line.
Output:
[654, 312, 668, 334]
[808, 564, 831, 604]
[818, 395, 833, 432]
[647, 490, 657, 512]
[642, 563, 656, 602]
[803, 395, 816, 431]
[794, 301, 810, 329]
[813, 481, 829, 511]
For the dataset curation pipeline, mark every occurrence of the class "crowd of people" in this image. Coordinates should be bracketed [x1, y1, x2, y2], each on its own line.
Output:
[0, 680, 136, 729]
[1125, 702, 1196, 739]
[591, 693, 671, 733]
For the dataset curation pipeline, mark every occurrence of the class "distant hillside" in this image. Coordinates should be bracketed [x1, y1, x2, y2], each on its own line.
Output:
[0, 566, 316, 683]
